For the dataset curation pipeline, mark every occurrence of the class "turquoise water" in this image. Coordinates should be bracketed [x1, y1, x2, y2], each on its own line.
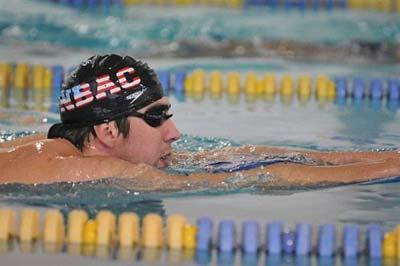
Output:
[1, 2, 400, 265]
[1, 0, 400, 53]
[1, 99, 400, 229]
[1, 101, 400, 265]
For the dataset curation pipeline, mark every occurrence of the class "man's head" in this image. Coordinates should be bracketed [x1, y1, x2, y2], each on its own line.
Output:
[48, 54, 180, 168]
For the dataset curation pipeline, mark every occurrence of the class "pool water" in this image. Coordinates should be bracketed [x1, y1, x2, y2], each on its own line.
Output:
[1, 98, 400, 229]
[1, 99, 400, 265]
[1, 1, 400, 265]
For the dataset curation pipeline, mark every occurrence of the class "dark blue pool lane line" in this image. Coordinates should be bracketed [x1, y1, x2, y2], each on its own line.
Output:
[194, 218, 392, 259]
[35, 0, 400, 12]
[198, 217, 398, 266]
[158, 70, 400, 111]
[1, 63, 400, 113]
[246, 0, 347, 9]
[41, 0, 123, 10]
[0, 207, 398, 264]
[168, 73, 400, 99]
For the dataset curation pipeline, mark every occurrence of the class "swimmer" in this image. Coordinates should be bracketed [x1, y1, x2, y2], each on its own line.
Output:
[1, 54, 400, 190]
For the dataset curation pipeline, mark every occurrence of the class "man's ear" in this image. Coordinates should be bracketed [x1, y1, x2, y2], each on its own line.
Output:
[92, 122, 120, 148]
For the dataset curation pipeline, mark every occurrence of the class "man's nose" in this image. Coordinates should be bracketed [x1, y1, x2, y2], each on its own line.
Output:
[164, 119, 181, 142]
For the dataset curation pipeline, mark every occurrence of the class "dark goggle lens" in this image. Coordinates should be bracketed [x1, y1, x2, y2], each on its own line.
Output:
[144, 113, 173, 127]
[142, 104, 173, 127]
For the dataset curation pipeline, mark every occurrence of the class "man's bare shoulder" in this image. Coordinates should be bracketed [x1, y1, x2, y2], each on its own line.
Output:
[0, 136, 85, 183]
[0, 136, 81, 157]
[0, 133, 45, 148]
[0, 133, 80, 156]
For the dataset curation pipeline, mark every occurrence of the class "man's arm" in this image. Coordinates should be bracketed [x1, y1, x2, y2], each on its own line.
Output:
[262, 158, 400, 185]
[173, 146, 400, 165]
[67, 156, 400, 189]
[2, 146, 399, 189]
[0, 150, 176, 189]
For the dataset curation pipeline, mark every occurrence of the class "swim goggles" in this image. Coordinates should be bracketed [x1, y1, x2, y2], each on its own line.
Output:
[129, 104, 173, 127]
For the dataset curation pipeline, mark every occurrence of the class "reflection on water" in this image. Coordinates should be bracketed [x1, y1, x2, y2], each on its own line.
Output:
[338, 183, 400, 229]
[0, 180, 167, 218]
[337, 100, 397, 147]
[0, 238, 394, 266]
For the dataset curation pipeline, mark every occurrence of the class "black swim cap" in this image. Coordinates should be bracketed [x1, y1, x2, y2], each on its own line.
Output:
[52, 54, 164, 128]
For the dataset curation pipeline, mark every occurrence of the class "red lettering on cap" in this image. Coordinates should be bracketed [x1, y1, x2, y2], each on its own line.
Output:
[60, 66, 142, 113]
[117, 67, 141, 90]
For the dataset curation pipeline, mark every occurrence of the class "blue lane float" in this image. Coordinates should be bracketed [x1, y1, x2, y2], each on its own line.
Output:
[282, 230, 296, 254]
[50, 65, 64, 113]
[174, 71, 186, 92]
[218, 220, 235, 252]
[51, 65, 64, 93]
[370, 78, 383, 100]
[174, 70, 186, 101]
[388, 79, 399, 101]
[295, 223, 312, 256]
[318, 224, 336, 257]
[196, 217, 213, 251]
[158, 71, 170, 95]
[267, 221, 283, 254]
[352, 78, 365, 100]
[343, 225, 359, 258]
[366, 225, 382, 259]
[242, 220, 259, 253]
[335, 77, 348, 99]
